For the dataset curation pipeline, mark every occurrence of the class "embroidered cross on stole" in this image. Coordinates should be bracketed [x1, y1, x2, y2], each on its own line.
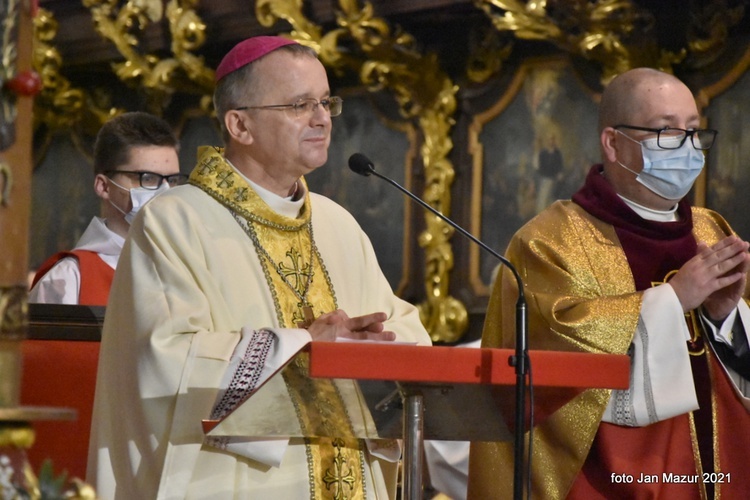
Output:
[255, 218, 367, 499]
[252, 211, 367, 499]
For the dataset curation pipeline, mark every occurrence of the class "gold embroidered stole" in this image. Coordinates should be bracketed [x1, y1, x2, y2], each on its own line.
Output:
[190, 147, 366, 499]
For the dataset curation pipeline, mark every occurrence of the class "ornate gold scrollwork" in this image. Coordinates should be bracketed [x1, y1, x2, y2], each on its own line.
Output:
[257, 0, 468, 342]
[81, 0, 215, 113]
[473, 0, 685, 83]
[165, 0, 215, 111]
[0, 286, 26, 341]
[32, 6, 123, 158]
[32, 8, 89, 133]
[467, 28, 514, 84]
[686, 2, 746, 67]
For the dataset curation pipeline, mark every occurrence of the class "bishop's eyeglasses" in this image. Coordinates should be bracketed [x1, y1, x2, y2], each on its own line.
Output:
[234, 96, 343, 118]
[614, 124, 718, 151]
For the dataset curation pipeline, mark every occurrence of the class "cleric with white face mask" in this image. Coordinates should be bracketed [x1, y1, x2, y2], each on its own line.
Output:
[30, 112, 182, 308]
[470, 68, 750, 499]
[613, 125, 711, 201]
[107, 171, 181, 225]
[102, 152, 186, 233]
[27, 112, 182, 482]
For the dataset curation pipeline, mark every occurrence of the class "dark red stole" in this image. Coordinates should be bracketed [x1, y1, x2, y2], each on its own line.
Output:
[572, 164, 696, 291]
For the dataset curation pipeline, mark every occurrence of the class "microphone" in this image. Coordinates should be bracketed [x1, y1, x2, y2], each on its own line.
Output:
[349, 154, 523, 289]
[348, 153, 530, 500]
[348, 153, 376, 176]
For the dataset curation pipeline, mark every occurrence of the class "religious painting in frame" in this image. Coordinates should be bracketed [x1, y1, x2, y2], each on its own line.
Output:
[174, 109, 222, 178]
[468, 57, 600, 296]
[305, 88, 417, 294]
[699, 46, 750, 242]
[29, 134, 99, 271]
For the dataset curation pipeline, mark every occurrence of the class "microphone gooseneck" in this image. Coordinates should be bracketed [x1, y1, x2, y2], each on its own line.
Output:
[348, 153, 530, 500]
[347, 153, 525, 302]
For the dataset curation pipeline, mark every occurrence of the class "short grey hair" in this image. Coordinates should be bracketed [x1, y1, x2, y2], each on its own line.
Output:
[213, 44, 319, 143]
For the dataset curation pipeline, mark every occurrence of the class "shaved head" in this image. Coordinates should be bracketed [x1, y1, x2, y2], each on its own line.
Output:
[597, 67, 703, 210]
[598, 68, 689, 132]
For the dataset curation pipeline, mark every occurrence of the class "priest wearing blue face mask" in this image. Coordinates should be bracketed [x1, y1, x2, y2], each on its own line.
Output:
[30, 112, 182, 305]
[470, 67, 750, 499]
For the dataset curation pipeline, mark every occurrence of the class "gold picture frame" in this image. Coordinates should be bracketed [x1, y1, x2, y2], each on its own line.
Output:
[698, 45, 750, 241]
[468, 57, 600, 296]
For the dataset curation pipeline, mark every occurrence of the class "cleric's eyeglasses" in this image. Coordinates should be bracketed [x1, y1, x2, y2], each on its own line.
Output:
[105, 170, 188, 190]
[234, 96, 343, 118]
[614, 124, 717, 151]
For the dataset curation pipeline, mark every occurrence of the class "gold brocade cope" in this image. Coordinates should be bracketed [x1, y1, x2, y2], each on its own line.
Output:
[474, 201, 644, 498]
[472, 202, 744, 499]
[189, 146, 366, 499]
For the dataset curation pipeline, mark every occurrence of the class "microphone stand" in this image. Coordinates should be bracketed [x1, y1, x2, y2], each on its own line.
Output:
[357, 164, 529, 500]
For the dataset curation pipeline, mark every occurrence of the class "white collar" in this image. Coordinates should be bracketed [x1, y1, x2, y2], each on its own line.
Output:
[618, 195, 679, 222]
[76, 216, 125, 255]
[225, 158, 305, 219]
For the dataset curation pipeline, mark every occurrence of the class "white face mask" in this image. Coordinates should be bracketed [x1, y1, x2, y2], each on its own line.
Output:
[109, 179, 169, 224]
[616, 131, 705, 200]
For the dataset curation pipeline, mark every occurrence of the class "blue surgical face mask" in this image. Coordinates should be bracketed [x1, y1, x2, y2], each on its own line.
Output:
[616, 130, 705, 200]
[109, 179, 169, 224]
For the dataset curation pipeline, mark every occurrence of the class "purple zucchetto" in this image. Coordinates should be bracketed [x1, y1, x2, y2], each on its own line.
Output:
[215, 36, 299, 82]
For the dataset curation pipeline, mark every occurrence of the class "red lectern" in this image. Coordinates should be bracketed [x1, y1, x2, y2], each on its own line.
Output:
[203, 342, 630, 500]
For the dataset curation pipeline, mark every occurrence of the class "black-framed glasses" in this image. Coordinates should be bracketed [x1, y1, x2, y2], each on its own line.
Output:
[105, 170, 189, 190]
[614, 124, 717, 151]
[234, 96, 343, 118]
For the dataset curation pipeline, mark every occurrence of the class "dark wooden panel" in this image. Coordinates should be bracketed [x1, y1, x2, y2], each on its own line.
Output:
[27, 304, 103, 341]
